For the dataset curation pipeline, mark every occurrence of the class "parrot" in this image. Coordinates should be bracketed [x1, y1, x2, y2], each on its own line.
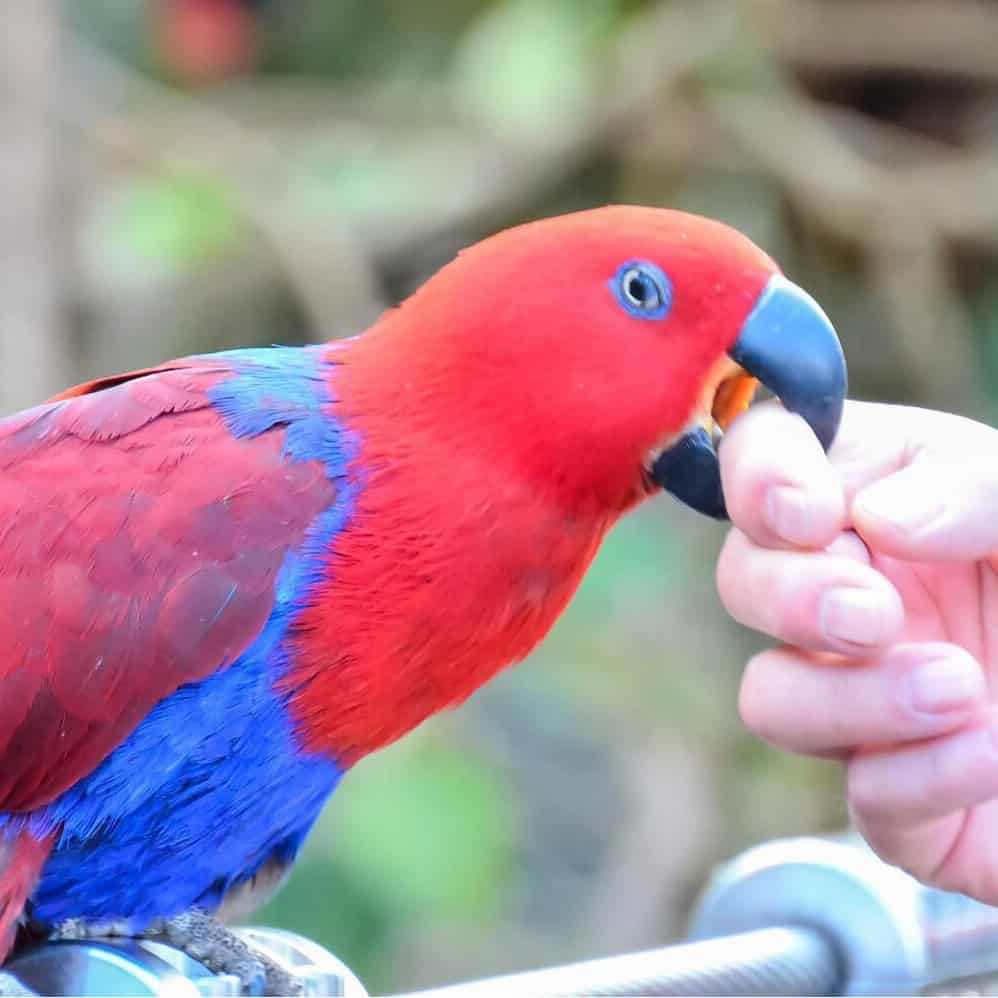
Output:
[0, 206, 846, 995]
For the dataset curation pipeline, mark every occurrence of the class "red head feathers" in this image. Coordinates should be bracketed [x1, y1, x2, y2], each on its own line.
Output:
[289, 206, 846, 762]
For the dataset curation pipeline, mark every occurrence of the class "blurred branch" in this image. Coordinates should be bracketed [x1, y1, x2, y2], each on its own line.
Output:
[577, 738, 719, 954]
[605, 0, 998, 411]
[703, 89, 985, 407]
[60, 1, 743, 269]
[28, 0, 998, 408]
[64, 34, 386, 339]
[0, 0, 72, 411]
[867, 213, 977, 408]
[751, 0, 998, 82]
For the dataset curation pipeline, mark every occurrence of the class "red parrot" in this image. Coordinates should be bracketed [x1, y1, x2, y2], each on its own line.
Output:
[0, 207, 845, 995]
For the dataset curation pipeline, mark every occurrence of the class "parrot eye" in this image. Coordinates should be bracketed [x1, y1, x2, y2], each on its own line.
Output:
[611, 261, 673, 320]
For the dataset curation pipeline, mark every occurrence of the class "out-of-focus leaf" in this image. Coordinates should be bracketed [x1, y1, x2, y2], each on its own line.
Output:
[559, 505, 681, 618]
[80, 171, 244, 286]
[451, 0, 608, 141]
[328, 737, 514, 920]
[63, 0, 150, 71]
[265, 0, 481, 83]
[694, 29, 785, 95]
[529, 506, 713, 716]
[285, 134, 489, 236]
[253, 858, 383, 980]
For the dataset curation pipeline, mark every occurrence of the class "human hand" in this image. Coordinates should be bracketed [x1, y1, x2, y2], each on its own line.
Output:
[716, 399, 998, 901]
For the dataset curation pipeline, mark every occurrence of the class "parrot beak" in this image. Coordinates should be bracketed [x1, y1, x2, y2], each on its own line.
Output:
[650, 274, 847, 520]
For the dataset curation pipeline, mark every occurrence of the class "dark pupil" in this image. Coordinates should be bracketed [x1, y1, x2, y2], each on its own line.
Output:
[626, 271, 655, 308]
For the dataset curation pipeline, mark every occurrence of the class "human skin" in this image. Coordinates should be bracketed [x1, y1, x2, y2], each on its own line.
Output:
[716, 399, 998, 902]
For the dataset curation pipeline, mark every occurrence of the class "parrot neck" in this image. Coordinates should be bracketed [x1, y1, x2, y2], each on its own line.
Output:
[327, 300, 654, 515]
[282, 337, 623, 765]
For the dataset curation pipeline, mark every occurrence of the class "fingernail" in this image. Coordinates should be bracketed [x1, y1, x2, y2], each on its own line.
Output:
[854, 478, 944, 532]
[765, 486, 815, 544]
[819, 588, 894, 646]
[906, 656, 985, 714]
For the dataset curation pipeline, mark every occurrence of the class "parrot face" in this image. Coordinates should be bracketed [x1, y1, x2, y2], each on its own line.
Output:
[647, 271, 846, 519]
[373, 205, 846, 518]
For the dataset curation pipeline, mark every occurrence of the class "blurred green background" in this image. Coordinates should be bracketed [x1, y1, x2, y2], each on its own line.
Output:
[3, 0, 997, 992]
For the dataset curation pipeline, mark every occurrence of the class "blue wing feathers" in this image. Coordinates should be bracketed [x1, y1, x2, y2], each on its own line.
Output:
[4, 345, 358, 927]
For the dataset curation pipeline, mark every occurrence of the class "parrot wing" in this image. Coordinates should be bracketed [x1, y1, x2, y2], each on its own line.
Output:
[0, 358, 337, 813]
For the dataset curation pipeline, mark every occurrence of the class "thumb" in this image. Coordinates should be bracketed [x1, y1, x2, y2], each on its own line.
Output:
[852, 456, 998, 561]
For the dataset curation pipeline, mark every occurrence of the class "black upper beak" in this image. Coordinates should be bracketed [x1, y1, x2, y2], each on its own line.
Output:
[650, 275, 847, 520]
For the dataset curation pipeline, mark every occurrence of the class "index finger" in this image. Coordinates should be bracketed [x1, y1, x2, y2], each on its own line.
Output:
[822, 400, 919, 507]
[819, 400, 998, 505]
[719, 401, 845, 549]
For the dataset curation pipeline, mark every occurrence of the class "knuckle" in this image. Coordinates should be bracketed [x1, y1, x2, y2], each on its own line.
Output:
[770, 567, 815, 644]
[846, 763, 889, 821]
[715, 532, 747, 609]
[737, 651, 783, 739]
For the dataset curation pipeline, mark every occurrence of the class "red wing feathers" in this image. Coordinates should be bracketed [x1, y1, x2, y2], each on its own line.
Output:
[0, 362, 334, 812]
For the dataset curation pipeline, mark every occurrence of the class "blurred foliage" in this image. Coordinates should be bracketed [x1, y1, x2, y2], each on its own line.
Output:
[82, 169, 244, 283]
[4, 0, 998, 991]
[260, 732, 515, 992]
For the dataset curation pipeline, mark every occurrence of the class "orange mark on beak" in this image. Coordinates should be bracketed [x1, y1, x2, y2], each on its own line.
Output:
[695, 356, 759, 435]
[712, 369, 759, 431]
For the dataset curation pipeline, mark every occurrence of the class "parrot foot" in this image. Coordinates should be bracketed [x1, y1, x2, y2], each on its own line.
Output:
[0, 970, 37, 997]
[51, 912, 302, 996]
[147, 911, 303, 997]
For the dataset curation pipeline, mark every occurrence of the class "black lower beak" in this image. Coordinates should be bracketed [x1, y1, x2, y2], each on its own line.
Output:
[651, 275, 847, 520]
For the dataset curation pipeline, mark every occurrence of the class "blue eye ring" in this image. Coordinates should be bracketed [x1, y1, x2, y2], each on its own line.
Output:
[610, 260, 672, 320]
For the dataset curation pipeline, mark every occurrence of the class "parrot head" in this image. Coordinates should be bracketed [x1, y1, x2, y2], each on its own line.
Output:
[363, 205, 846, 519]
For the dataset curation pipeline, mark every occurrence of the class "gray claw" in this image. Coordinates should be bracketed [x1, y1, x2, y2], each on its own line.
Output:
[149, 911, 302, 997]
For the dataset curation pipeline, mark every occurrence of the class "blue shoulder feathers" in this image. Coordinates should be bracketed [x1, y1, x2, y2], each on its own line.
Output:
[14, 346, 358, 926]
